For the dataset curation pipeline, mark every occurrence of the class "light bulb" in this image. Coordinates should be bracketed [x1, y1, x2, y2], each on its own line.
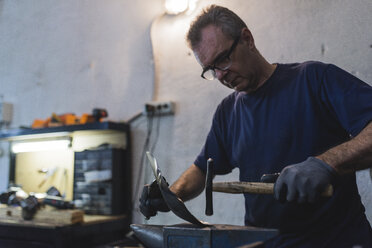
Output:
[165, 0, 189, 15]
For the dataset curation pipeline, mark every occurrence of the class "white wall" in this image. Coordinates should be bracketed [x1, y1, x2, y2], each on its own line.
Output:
[0, 0, 163, 205]
[0, 0, 371, 227]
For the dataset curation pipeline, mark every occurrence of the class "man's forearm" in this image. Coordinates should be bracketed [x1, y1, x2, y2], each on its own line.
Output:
[317, 121, 372, 174]
[169, 164, 206, 201]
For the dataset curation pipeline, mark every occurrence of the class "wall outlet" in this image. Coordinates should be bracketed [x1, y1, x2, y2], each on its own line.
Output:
[144, 101, 175, 116]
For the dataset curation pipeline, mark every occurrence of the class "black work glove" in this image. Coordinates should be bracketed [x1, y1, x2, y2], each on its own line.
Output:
[139, 179, 170, 219]
[274, 157, 337, 203]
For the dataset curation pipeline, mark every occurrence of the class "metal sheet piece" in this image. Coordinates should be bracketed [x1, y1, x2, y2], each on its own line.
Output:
[146, 152, 209, 227]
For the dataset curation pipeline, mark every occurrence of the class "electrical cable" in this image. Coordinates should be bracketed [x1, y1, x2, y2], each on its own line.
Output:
[150, 114, 161, 154]
[131, 109, 162, 211]
[132, 111, 155, 208]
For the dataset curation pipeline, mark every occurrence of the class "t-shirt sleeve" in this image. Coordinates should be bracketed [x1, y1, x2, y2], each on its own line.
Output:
[194, 106, 233, 175]
[319, 64, 372, 137]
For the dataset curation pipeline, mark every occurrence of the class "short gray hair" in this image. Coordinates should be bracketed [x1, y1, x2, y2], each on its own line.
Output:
[186, 5, 247, 50]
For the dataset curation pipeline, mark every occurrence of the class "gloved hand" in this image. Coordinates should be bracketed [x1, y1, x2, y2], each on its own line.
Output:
[274, 157, 337, 203]
[139, 179, 170, 219]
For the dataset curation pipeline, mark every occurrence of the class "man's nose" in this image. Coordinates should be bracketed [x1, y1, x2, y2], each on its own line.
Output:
[215, 69, 227, 80]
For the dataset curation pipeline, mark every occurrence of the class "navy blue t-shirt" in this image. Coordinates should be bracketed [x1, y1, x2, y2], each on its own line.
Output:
[194, 61, 372, 247]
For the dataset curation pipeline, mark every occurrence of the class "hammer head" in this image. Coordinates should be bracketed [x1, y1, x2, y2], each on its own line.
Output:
[205, 158, 214, 216]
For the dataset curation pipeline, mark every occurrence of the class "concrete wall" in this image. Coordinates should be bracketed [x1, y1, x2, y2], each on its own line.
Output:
[0, 0, 371, 227]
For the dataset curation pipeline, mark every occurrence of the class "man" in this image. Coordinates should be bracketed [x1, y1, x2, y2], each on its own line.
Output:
[140, 5, 372, 247]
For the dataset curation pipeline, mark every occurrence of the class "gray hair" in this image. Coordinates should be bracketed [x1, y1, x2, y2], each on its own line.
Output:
[186, 5, 247, 50]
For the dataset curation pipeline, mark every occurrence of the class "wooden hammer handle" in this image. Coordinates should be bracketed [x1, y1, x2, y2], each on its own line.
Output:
[213, 182, 333, 197]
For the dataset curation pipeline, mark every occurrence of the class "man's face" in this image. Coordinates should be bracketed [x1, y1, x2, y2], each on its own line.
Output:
[194, 25, 261, 93]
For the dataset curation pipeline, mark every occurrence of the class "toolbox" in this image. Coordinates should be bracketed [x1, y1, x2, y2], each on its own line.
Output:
[73, 147, 131, 215]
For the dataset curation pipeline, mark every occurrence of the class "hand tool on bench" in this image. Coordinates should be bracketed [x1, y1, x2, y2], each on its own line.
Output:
[38, 167, 58, 188]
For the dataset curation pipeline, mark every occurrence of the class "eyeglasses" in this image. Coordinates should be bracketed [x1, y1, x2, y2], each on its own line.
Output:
[201, 36, 240, 81]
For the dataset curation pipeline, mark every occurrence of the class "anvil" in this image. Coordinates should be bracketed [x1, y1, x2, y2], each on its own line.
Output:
[131, 153, 278, 247]
[131, 223, 278, 248]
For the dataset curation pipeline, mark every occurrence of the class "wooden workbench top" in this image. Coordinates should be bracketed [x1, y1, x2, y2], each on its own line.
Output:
[0, 204, 127, 228]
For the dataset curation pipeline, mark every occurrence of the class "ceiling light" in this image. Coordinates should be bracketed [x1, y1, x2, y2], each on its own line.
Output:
[165, 0, 191, 15]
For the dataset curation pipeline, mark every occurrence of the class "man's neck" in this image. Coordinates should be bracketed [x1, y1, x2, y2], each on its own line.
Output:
[245, 62, 277, 94]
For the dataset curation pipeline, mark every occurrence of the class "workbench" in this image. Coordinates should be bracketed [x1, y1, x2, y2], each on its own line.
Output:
[0, 122, 133, 247]
[0, 214, 130, 248]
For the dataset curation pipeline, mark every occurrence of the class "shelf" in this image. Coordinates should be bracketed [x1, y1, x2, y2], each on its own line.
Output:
[2, 121, 132, 202]
[0, 121, 129, 141]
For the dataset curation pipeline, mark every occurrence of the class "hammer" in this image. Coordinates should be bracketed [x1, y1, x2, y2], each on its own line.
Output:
[204, 161, 333, 216]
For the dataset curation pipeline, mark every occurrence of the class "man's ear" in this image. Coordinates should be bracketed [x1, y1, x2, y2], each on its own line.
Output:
[241, 27, 255, 49]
